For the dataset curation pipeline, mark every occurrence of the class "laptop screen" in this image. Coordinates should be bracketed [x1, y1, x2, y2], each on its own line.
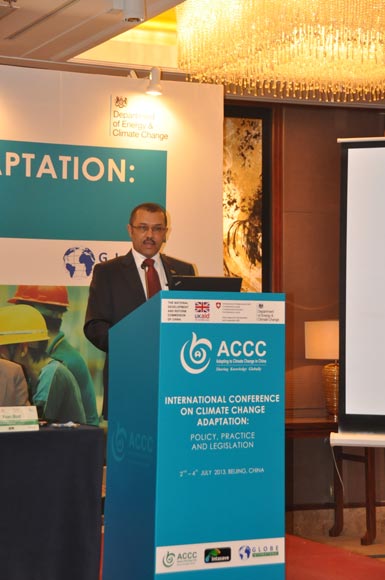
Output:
[171, 275, 242, 292]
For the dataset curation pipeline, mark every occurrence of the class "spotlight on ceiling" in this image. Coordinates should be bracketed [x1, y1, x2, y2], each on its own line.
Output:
[115, 0, 145, 23]
[146, 67, 162, 96]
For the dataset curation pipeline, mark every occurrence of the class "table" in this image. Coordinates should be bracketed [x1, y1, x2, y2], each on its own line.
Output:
[0, 425, 104, 580]
[333, 445, 376, 545]
[285, 417, 376, 545]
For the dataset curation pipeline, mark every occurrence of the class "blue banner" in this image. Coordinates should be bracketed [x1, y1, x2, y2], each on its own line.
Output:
[105, 291, 285, 580]
[0, 140, 167, 241]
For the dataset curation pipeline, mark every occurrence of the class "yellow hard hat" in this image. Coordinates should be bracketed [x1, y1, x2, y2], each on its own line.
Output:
[0, 305, 49, 345]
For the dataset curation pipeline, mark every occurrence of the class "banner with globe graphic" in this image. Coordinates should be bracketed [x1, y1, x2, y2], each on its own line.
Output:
[0, 65, 224, 420]
[0, 139, 167, 418]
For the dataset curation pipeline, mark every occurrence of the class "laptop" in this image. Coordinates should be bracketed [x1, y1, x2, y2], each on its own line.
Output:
[171, 275, 242, 292]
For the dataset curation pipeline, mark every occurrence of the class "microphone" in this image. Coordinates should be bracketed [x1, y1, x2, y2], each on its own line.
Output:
[141, 261, 147, 270]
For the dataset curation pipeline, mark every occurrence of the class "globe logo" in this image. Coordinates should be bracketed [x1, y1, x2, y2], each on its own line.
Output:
[63, 246, 95, 278]
[239, 545, 251, 560]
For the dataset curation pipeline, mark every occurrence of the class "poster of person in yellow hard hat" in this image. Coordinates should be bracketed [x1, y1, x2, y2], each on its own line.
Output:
[8, 285, 100, 426]
[0, 303, 86, 423]
[0, 285, 104, 424]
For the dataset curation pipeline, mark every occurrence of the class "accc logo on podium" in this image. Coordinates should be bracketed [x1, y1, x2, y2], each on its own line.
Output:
[180, 332, 267, 375]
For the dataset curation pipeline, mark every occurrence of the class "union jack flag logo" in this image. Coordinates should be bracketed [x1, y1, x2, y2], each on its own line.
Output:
[195, 301, 210, 313]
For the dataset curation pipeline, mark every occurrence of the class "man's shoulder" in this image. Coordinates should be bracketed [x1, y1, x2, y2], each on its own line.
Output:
[44, 359, 79, 388]
[161, 254, 195, 275]
[93, 251, 132, 272]
[0, 358, 23, 378]
[50, 334, 86, 365]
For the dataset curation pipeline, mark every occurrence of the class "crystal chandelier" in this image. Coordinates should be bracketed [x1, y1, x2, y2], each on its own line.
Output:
[176, 0, 385, 102]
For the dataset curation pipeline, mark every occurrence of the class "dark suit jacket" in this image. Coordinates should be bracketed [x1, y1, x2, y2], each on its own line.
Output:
[84, 250, 195, 417]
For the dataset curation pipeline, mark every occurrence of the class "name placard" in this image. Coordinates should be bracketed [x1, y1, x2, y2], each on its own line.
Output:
[0, 406, 39, 432]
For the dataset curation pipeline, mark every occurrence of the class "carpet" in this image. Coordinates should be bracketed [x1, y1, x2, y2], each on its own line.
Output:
[286, 534, 385, 580]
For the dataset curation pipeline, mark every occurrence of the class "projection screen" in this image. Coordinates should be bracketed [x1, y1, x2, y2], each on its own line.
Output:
[340, 137, 385, 433]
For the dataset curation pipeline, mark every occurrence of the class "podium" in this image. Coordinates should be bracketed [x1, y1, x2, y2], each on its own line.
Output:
[103, 291, 285, 580]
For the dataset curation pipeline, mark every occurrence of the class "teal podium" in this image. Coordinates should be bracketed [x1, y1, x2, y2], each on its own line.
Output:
[103, 291, 285, 579]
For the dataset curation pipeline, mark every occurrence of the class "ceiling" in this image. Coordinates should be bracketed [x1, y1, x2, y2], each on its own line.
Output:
[73, 5, 179, 74]
[2, 1, 384, 106]
[0, 0, 182, 74]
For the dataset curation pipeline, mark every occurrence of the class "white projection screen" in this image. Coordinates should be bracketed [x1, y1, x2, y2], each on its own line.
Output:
[340, 138, 385, 433]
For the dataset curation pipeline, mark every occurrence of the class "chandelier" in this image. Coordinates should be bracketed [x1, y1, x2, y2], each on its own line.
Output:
[176, 0, 385, 103]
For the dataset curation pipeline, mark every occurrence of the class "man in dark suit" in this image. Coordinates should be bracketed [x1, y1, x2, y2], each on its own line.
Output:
[84, 202, 195, 417]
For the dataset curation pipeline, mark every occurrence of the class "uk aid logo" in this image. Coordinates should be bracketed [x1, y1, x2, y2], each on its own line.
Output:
[194, 301, 210, 320]
[180, 332, 268, 375]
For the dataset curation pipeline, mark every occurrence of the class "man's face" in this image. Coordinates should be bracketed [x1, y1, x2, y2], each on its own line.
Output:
[127, 209, 167, 258]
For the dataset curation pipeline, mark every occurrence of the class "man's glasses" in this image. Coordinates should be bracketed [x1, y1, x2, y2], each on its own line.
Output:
[130, 224, 167, 234]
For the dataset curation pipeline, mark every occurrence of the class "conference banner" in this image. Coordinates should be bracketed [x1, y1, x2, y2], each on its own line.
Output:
[105, 291, 285, 579]
[0, 65, 224, 417]
[156, 294, 285, 578]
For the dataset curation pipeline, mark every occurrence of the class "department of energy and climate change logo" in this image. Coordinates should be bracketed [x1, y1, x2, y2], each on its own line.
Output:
[63, 246, 95, 279]
[115, 96, 128, 108]
[180, 332, 212, 374]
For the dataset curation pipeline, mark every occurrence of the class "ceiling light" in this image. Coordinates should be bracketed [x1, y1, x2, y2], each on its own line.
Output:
[146, 67, 162, 96]
[177, 0, 385, 103]
[113, 0, 145, 23]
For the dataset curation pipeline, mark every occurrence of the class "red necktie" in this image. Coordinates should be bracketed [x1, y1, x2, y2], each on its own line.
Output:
[143, 258, 162, 298]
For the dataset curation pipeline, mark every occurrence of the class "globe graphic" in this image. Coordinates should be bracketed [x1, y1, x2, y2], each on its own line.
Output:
[63, 247, 95, 278]
[239, 545, 251, 560]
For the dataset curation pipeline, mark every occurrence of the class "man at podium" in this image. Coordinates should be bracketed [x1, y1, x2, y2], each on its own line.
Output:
[84, 202, 195, 418]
